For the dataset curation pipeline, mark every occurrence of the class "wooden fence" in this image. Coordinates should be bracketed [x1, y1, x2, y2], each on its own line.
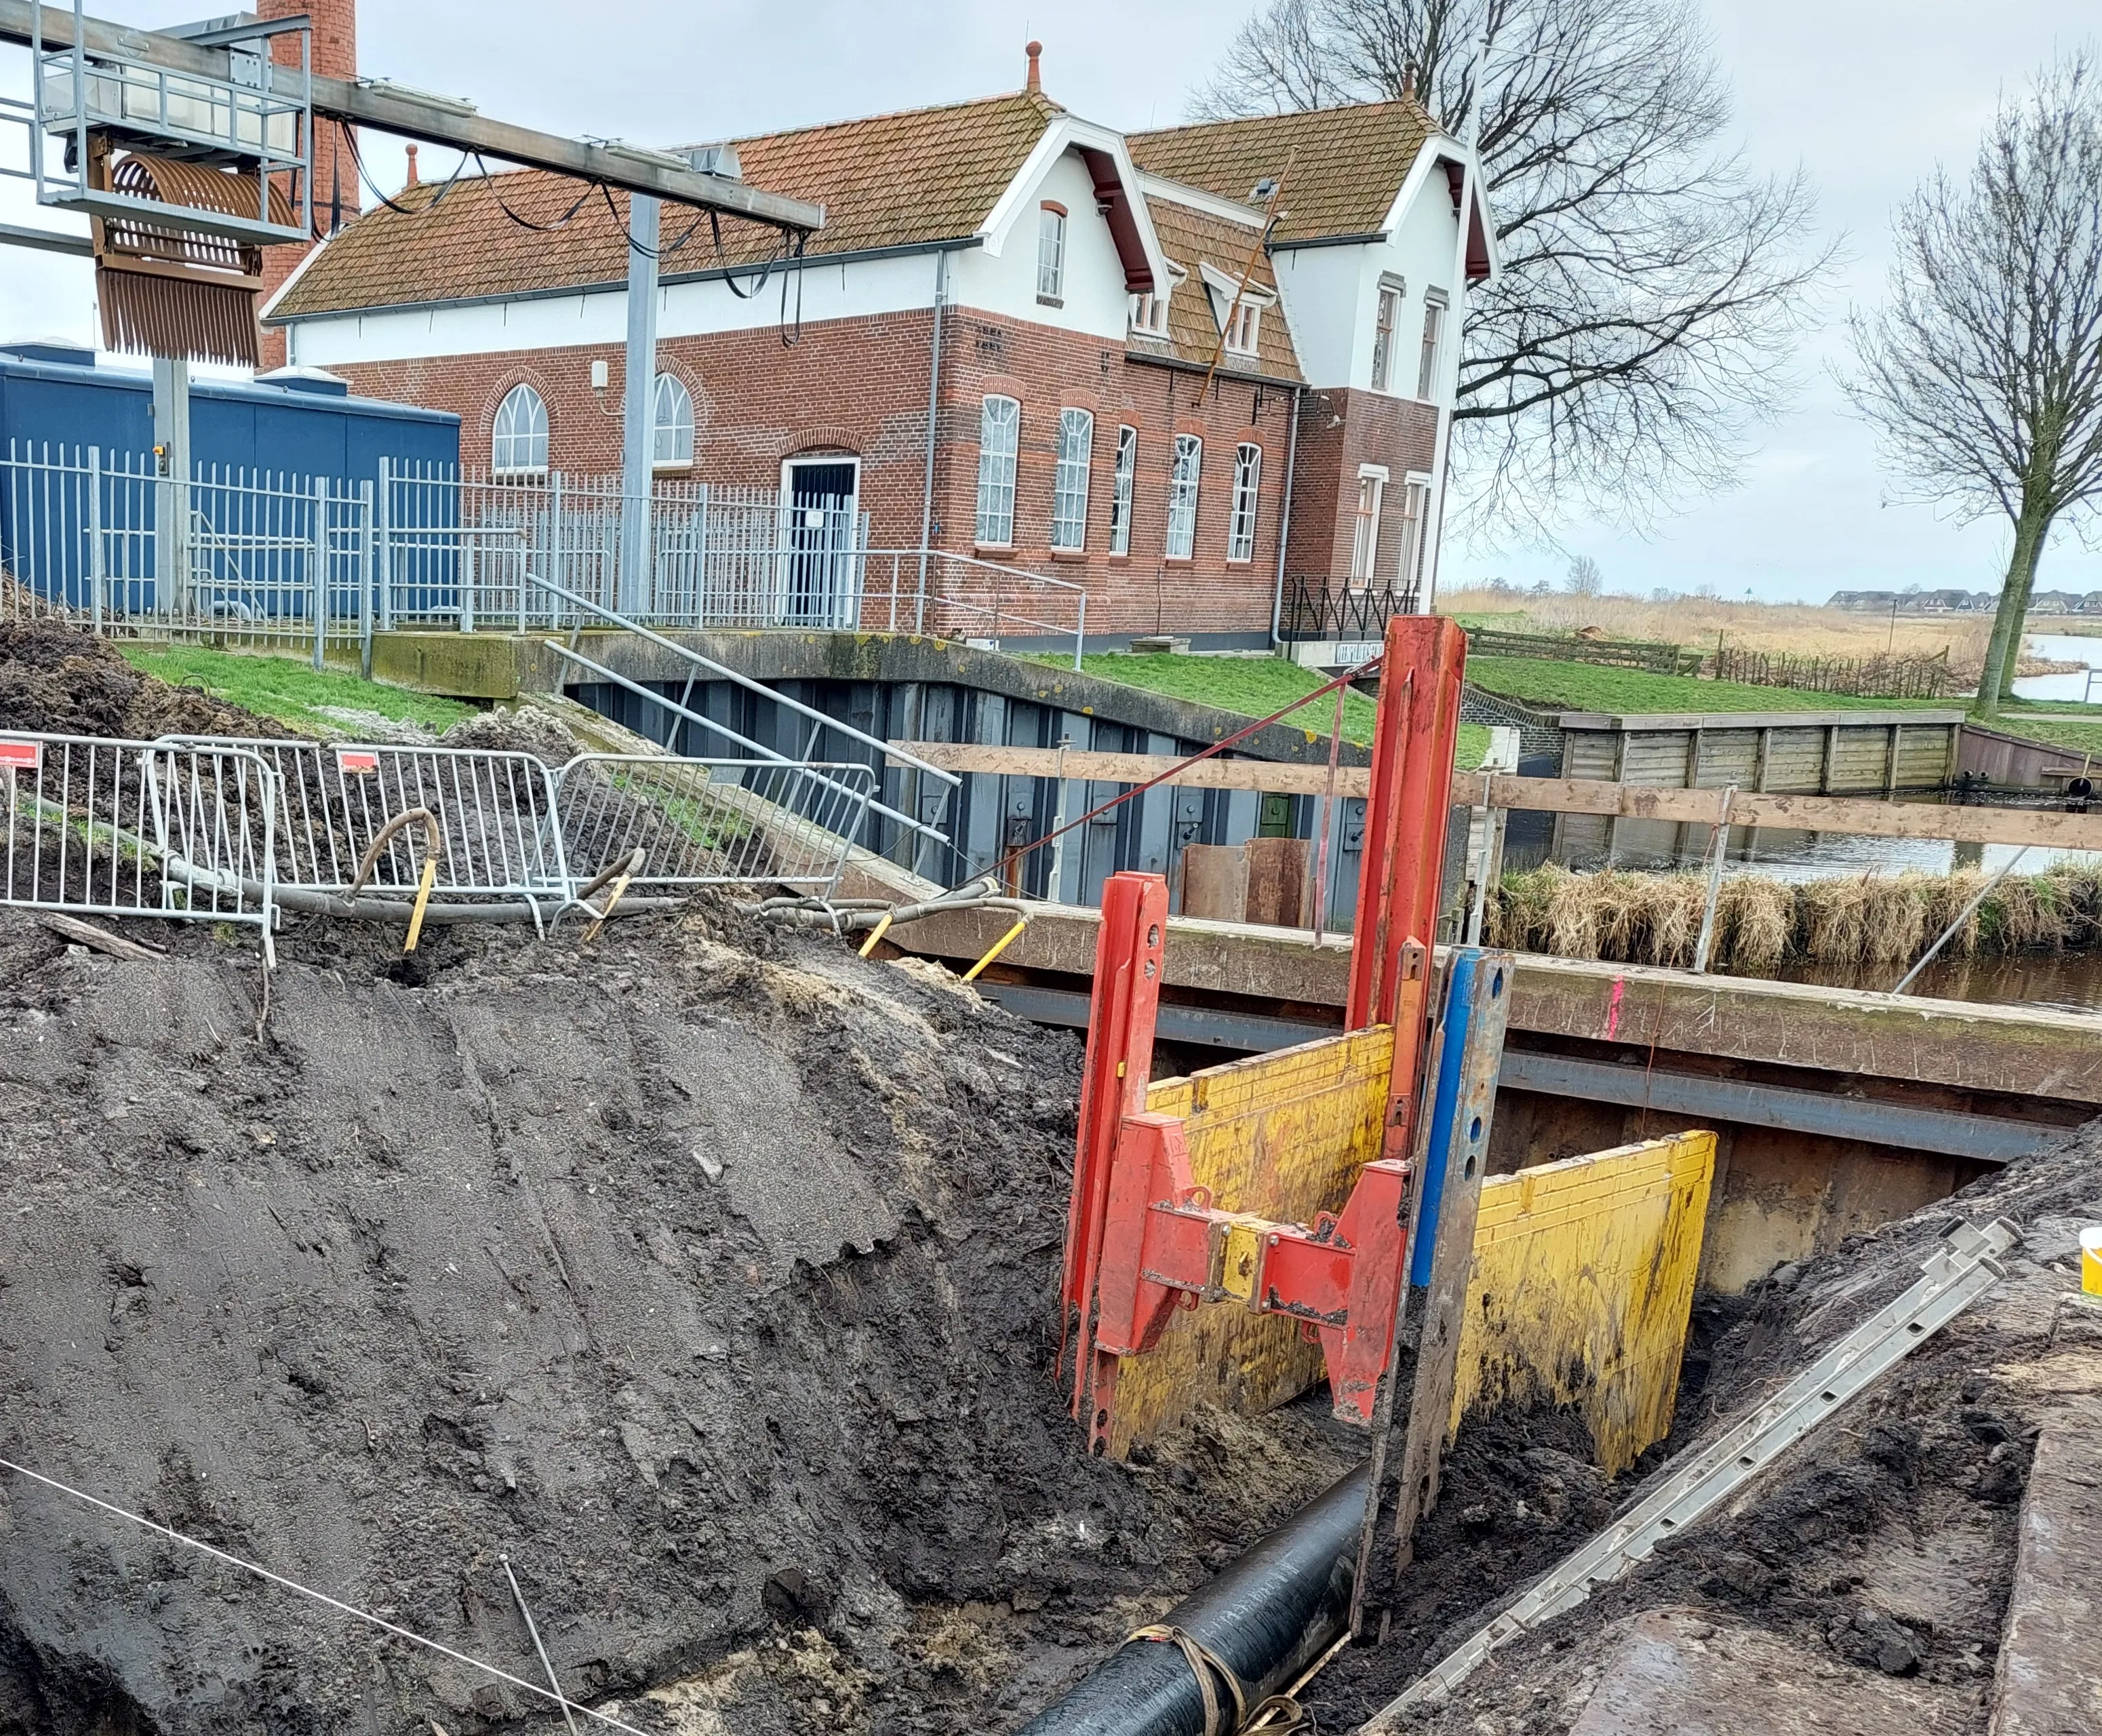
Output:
[1711, 643, 1964, 700]
[1465, 627, 1703, 675]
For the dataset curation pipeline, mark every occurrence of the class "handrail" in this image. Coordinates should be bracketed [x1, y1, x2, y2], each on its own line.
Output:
[521, 568, 959, 789]
[546, 640, 951, 848]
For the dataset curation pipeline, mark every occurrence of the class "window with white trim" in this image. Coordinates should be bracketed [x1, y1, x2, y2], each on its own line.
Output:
[1050, 408, 1094, 550]
[1370, 278, 1403, 393]
[1416, 289, 1448, 400]
[1227, 443, 1261, 562]
[974, 395, 1020, 545]
[1130, 292, 1169, 336]
[1108, 425, 1137, 555]
[1223, 298, 1261, 356]
[1037, 204, 1067, 301]
[1165, 434, 1202, 559]
[652, 372, 694, 469]
[492, 383, 549, 476]
[1396, 477, 1432, 607]
[1349, 465, 1387, 585]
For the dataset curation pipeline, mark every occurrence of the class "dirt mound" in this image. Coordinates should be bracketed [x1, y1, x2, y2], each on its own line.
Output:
[0, 903, 1355, 1735]
[441, 703, 584, 765]
[0, 618, 294, 741]
[1306, 1120, 2102, 1731]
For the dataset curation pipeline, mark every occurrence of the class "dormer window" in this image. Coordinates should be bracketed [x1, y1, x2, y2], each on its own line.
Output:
[1200, 262, 1273, 362]
[1130, 291, 1169, 336]
[1223, 300, 1260, 356]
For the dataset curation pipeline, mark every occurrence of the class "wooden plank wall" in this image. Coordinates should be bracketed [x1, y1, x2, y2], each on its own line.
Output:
[1451, 1132, 1717, 1476]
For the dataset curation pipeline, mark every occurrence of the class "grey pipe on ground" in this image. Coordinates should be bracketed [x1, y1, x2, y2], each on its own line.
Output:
[1016, 1463, 1368, 1735]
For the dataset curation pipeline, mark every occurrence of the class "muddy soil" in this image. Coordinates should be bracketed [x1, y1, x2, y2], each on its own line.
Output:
[0, 902, 1355, 1736]
[1305, 1122, 2102, 1733]
[0, 620, 293, 742]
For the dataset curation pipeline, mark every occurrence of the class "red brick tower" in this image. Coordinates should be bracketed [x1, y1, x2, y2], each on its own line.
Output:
[256, 0, 359, 368]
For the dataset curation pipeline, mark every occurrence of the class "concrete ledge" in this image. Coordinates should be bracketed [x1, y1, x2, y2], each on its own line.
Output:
[1991, 1402, 2102, 1735]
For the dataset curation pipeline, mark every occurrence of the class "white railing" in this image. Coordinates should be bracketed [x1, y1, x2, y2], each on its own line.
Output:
[1, 446, 1086, 666]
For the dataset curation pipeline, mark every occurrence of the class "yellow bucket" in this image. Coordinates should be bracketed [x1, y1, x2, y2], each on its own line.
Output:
[2084, 1227, 2102, 1297]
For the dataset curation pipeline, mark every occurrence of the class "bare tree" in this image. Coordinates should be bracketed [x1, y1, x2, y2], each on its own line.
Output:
[1565, 554, 1605, 597]
[1195, 0, 1831, 534]
[1844, 52, 2102, 719]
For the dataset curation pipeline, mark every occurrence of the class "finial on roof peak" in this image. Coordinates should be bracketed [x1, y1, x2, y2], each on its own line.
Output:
[1402, 65, 1416, 100]
[1026, 41, 1043, 94]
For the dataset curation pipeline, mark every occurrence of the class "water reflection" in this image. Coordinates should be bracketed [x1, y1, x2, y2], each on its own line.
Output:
[2014, 633, 2102, 705]
[1773, 951, 2102, 1018]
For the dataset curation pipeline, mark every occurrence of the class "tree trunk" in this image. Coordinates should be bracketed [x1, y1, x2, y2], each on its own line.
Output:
[1972, 510, 2050, 721]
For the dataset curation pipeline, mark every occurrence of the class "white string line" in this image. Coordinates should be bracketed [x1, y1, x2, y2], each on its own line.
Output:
[0, 1455, 651, 1736]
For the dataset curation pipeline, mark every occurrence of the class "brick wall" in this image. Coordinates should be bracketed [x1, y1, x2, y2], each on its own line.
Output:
[1284, 387, 1440, 590]
[328, 305, 1307, 642]
[256, 0, 359, 370]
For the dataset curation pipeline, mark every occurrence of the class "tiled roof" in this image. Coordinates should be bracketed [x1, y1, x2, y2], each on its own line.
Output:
[1128, 100, 1435, 243]
[273, 90, 1063, 319]
[1135, 192, 1302, 382]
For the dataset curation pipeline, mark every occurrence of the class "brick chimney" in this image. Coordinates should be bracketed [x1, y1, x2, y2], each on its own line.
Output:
[1025, 41, 1042, 94]
[256, 0, 359, 368]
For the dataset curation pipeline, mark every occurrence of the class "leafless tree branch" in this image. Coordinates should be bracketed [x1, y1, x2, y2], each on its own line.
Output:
[1193, 0, 1834, 536]
[1842, 49, 2102, 715]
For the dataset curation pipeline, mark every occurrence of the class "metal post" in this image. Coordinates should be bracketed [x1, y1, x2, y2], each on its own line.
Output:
[620, 195, 660, 617]
[1691, 785, 1737, 973]
[151, 357, 192, 621]
[549, 471, 565, 625]
[461, 535, 475, 634]
[86, 443, 103, 632]
[375, 455, 393, 631]
[1073, 591, 1086, 671]
[1047, 734, 1073, 902]
[310, 475, 327, 670]
[1893, 847, 2028, 995]
[358, 479, 374, 679]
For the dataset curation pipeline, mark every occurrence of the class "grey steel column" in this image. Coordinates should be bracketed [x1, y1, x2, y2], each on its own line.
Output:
[152, 357, 192, 617]
[619, 194, 660, 616]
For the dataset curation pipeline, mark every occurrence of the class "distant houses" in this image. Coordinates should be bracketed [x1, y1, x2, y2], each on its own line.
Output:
[1827, 588, 2102, 615]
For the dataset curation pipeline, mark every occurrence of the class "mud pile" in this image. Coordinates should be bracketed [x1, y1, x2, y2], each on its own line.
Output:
[0, 903, 1355, 1736]
[0, 619, 292, 741]
[1307, 1119, 2102, 1732]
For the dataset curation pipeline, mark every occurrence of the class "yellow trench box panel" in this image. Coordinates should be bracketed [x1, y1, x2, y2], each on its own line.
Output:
[1107, 1026, 1397, 1457]
[1451, 1131, 1717, 1477]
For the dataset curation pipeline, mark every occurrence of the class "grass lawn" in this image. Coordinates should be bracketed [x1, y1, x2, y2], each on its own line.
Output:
[118, 644, 477, 738]
[1979, 708, 2102, 760]
[1463, 656, 1967, 717]
[1035, 652, 1491, 768]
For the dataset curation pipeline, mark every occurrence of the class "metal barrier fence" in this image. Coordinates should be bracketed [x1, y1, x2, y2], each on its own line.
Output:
[1, 730, 279, 943]
[1, 443, 372, 658]
[553, 757, 876, 898]
[165, 738, 572, 922]
[1, 447, 1084, 665]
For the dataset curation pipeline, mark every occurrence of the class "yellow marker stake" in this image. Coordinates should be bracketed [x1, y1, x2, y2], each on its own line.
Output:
[2083, 1227, 2102, 1297]
[403, 856, 439, 954]
[858, 909, 896, 958]
[964, 916, 1027, 982]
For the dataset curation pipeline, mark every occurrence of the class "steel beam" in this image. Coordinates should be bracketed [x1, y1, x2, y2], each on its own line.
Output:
[0, 2, 826, 231]
[1496, 1049, 2052, 1164]
[0, 220, 92, 255]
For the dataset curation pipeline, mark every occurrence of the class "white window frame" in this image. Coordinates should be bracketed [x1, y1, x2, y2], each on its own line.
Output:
[1227, 442, 1262, 563]
[1129, 291, 1169, 336]
[652, 372, 694, 471]
[1370, 276, 1404, 393]
[1050, 407, 1094, 551]
[974, 394, 1020, 547]
[1037, 204, 1067, 302]
[1108, 424, 1137, 555]
[1224, 300, 1261, 356]
[1416, 288, 1449, 401]
[1349, 463, 1388, 585]
[1165, 433, 1203, 560]
[492, 383, 549, 477]
[1395, 473, 1433, 604]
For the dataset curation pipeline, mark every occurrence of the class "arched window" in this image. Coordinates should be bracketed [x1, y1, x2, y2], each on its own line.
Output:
[492, 384, 549, 476]
[653, 372, 695, 469]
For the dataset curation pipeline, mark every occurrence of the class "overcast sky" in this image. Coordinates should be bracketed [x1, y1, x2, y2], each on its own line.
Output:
[6, 1, 2100, 604]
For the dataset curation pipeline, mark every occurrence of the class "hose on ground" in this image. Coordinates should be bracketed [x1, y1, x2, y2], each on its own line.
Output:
[739, 875, 1031, 934]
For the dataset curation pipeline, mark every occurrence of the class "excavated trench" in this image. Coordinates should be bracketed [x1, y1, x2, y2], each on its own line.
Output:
[1, 620, 2096, 1735]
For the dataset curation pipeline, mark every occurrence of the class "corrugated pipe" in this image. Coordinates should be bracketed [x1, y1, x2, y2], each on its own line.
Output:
[1016, 1464, 1367, 1735]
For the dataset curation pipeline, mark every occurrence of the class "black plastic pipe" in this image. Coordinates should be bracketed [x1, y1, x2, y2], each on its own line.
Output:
[1017, 1463, 1368, 1735]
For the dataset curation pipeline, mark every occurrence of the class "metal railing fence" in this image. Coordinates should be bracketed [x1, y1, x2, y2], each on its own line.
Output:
[1, 730, 279, 944]
[553, 756, 876, 898]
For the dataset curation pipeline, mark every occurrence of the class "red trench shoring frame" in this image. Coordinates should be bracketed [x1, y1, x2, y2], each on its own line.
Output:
[1061, 616, 1469, 1449]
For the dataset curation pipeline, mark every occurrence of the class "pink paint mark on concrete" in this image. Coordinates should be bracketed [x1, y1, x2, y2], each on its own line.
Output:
[1604, 976, 1626, 1041]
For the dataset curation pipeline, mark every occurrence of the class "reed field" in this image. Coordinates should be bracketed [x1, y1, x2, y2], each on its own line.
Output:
[1484, 862, 2102, 976]
[1443, 587, 1996, 672]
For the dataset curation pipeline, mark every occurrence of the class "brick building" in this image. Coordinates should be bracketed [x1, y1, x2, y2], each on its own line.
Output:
[264, 39, 1493, 648]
